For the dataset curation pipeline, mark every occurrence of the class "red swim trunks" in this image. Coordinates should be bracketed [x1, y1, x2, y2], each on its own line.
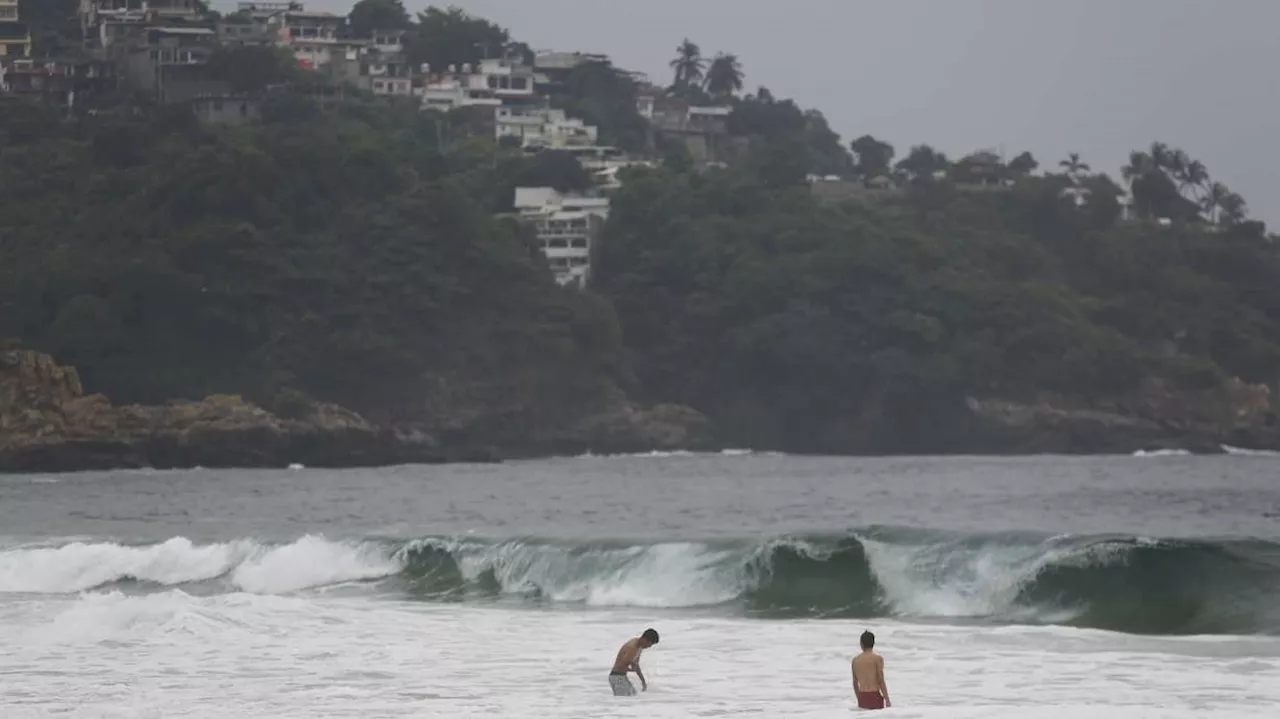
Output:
[856, 691, 886, 710]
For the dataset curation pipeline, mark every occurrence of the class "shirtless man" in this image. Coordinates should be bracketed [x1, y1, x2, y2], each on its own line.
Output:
[609, 628, 659, 696]
[852, 630, 891, 710]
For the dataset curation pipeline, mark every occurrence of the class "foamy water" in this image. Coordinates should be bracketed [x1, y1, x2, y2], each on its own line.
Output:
[4, 454, 1280, 716]
[2, 590, 1278, 719]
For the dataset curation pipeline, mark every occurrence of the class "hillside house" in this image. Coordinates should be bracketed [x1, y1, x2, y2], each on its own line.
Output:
[514, 187, 610, 289]
[121, 26, 224, 103]
[646, 96, 733, 164]
[496, 106, 597, 148]
[0, 19, 29, 59]
[418, 57, 541, 111]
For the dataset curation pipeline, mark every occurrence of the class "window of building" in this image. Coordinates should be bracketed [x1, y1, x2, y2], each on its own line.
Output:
[0, 7, 17, 19]
[570, 239, 587, 248]
[547, 239, 568, 249]
[213, 101, 223, 111]
[511, 77, 528, 90]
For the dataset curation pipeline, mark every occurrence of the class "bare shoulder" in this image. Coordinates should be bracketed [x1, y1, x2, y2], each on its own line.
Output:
[876, 653, 885, 667]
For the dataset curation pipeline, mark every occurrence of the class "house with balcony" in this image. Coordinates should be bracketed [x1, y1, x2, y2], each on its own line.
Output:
[0, 0, 28, 59]
[216, 14, 279, 47]
[358, 29, 412, 97]
[513, 187, 611, 289]
[496, 106, 598, 148]
[121, 25, 224, 103]
[418, 55, 543, 111]
[0, 20, 28, 59]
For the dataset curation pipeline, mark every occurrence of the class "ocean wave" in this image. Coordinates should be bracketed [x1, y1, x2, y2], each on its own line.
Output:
[3, 529, 1278, 636]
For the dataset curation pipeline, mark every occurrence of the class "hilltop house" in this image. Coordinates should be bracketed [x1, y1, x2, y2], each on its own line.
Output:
[361, 29, 411, 97]
[642, 93, 733, 164]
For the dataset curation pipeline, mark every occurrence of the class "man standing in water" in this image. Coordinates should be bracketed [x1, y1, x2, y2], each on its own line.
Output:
[609, 628, 659, 696]
[852, 630, 891, 710]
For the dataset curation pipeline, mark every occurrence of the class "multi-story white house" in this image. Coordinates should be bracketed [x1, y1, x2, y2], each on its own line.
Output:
[0, 0, 29, 59]
[496, 106, 598, 148]
[513, 187, 611, 289]
[418, 56, 542, 111]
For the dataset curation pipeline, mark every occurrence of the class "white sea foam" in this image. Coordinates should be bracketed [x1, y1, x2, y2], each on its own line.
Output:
[1131, 448, 1193, 457]
[0, 536, 402, 595]
[1, 591, 1277, 718]
[1221, 444, 1280, 457]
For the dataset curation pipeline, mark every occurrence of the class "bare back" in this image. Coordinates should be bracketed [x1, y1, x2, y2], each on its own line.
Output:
[612, 638, 642, 674]
[852, 651, 884, 693]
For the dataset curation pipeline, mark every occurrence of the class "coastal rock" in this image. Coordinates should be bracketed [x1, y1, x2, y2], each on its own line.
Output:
[966, 377, 1279, 454]
[559, 401, 714, 454]
[0, 349, 454, 472]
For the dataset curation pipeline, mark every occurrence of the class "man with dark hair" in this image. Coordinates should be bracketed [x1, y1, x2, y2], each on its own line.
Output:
[852, 630, 891, 710]
[609, 628, 659, 696]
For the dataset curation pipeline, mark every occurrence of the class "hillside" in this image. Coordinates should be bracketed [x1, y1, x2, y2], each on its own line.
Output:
[2, 1, 1279, 467]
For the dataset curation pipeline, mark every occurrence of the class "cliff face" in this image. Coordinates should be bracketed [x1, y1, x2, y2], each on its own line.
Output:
[0, 350, 714, 473]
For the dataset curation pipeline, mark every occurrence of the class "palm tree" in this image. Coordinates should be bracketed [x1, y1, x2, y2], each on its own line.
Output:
[1201, 181, 1230, 223]
[1122, 151, 1154, 186]
[1219, 191, 1247, 225]
[1178, 159, 1209, 197]
[703, 53, 744, 97]
[669, 38, 705, 89]
[1149, 141, 1173, 170]
[1059, 152, 1090, 179]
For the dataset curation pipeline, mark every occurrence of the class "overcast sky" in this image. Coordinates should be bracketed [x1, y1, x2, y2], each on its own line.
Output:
[225, 0, 1279, 225]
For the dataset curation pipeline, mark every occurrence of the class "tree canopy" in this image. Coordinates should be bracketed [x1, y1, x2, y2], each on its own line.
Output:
[4, 9, 1278, 456]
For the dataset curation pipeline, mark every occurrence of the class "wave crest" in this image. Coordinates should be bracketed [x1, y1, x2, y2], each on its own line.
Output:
[4, 530, 1278, 635]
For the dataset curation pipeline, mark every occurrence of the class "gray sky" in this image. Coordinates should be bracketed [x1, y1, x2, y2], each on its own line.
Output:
[228, 0, 1279, 225]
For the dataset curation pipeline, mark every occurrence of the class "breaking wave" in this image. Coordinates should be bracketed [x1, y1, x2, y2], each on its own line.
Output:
[4, 529, 1279, 636]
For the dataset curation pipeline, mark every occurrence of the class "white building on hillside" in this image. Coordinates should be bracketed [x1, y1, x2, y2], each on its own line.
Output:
[496, 106, 597, 148]
[418, 56, 543, 111]
[514, 187, 610, 289]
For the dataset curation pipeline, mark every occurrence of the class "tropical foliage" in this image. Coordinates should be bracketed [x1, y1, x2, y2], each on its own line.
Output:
[3, 5, 1278, 455]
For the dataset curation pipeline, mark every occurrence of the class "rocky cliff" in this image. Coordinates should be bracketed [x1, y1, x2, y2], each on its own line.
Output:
[0, 350, 713, 473]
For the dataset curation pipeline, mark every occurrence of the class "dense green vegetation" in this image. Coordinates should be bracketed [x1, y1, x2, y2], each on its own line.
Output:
[3, 1, 1277, 453]
[0, 97, 627, 439]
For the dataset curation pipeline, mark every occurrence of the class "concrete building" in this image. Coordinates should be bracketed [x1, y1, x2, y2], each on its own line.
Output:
[646, 95, 733, 164]
[418, 56, 542, 111]
[0, 20, 28, 59]
[0, 0, 28, 58]
[121, 25, 224, 103]
[496, 106, 597, 148]
[513, 187, 610, 289]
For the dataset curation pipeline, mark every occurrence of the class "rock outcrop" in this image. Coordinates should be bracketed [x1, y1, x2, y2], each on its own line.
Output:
[0, 349, 715, 473]
[0, 350, 449, 472]
[966, 377, 1280, 454]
